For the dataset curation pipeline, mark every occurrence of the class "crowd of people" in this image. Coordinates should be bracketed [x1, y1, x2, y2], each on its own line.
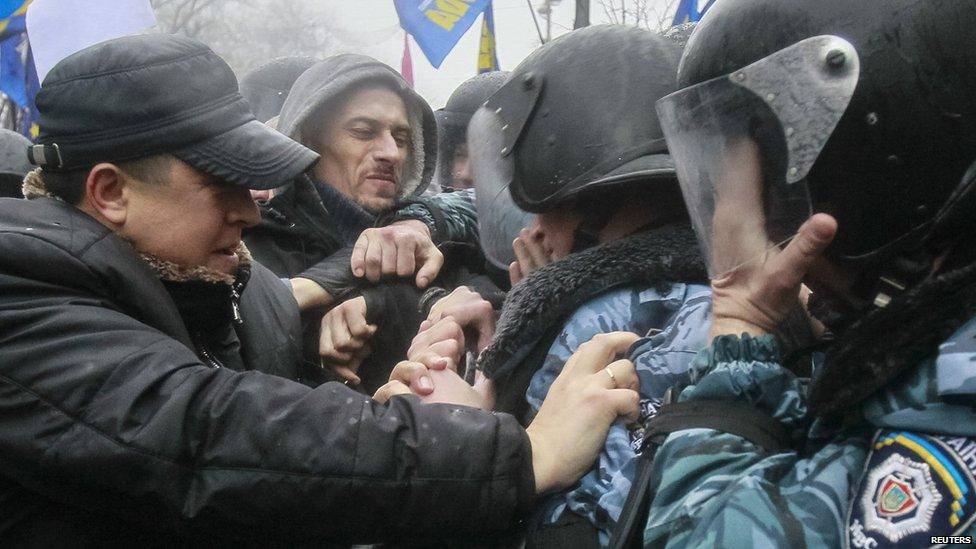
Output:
[1, 0, 975, 546]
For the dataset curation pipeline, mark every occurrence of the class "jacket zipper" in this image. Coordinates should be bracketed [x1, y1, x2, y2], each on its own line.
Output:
[197, 340, 223, 369]
[230, 274, 246, 325]
[230, 285, 243, 325]
[200, 338, 223, 368]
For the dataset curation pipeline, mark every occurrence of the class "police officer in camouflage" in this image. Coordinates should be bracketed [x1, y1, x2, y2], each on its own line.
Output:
[633, 1, 976, 547]
[433, 71, 509, 191]
[404, 25, 712, 547]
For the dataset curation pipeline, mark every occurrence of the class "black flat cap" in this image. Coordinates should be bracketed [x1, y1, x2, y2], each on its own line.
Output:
[28, 34, 318, 190]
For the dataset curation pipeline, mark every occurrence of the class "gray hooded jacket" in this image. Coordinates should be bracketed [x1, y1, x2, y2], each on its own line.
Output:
[244, 54, 452, 278]
[277, 53, 437, 198]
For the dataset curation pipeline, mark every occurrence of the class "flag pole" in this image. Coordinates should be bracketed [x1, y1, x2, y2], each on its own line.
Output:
[401, 31, 414, 88]
[525, 0, 545, 43]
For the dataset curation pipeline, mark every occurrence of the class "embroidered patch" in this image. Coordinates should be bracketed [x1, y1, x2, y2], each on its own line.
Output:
[860, 454, 940, 541]
[628, 397, 661, 454]
[847, 430, 976, 549]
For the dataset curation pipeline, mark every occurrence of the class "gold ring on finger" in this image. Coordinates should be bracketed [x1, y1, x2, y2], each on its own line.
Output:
[603, 366, 617, 388]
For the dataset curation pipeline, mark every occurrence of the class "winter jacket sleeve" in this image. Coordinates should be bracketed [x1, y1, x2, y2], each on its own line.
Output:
[356, 281, 428, 391]
[642, 334, 870, 548]
[0, 233, 534, 544]
[382, 188, 479, 247]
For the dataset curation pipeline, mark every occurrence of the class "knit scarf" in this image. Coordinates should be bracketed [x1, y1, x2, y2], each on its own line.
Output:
[312, 179, 376, 246]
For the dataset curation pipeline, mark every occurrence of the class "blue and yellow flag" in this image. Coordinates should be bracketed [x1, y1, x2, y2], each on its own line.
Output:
[0, 29, 40, 137]
[21, 41, 39, 137]
[0, 33, 27, 106]
[672, 0, 715, 25]
[0, 0, 29, 40]
[477, 1, 499, 73]
[395, 0, 492, 68]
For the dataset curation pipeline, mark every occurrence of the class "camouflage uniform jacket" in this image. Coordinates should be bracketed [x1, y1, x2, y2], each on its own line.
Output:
[643, 318, 976, 548]
[527, 282, 711, 544]
[476, 223, 712, 545]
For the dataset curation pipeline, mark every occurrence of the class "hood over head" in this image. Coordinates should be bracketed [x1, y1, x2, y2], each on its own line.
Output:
[276, 54, 436, 198]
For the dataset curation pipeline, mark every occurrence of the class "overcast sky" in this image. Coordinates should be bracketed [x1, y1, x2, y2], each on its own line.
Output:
[324, 0, 682, 109]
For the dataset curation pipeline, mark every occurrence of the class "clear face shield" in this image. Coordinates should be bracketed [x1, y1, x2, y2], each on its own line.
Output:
[656, 35, 860, 279]
[467, 107, 536, 270]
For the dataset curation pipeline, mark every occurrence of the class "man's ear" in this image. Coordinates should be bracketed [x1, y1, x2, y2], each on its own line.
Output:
[84, 163, 129, 226]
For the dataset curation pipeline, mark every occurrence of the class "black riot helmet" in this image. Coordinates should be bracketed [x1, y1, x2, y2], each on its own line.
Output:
[660, 0, 976, 304]
[240, 56, 317, 123]
[471, 24, 684, 214]
[0, 129, 32, 198]
[469, 25, 688, 264]
[435, 71, 509, 190]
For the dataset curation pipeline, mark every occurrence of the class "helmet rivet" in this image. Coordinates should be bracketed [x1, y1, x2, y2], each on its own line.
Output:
[735, 72, 746, 82]
[886, 154, 899, 165]
[766, 93, 776, 102]
[501, 147, 509, 155]
[502, 124, 509, 131]
[522, 73, 535, 90]
[785, 127, 795, 137]
[495, 107, 503, 114]
[866, 112, 879, 125]
[826, 49, 846, 69]
[788, 167, 798, 177]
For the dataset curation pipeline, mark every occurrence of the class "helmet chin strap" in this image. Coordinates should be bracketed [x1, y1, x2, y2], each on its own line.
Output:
[879, 161, 976, 300]
[866, 251, 934, 308]
[813, 161, 976, 331]
[808, 248, 935, 335]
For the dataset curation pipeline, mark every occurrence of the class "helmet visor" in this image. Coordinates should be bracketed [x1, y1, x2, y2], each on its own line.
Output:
[468, 106, 535, 270]
[656, 35, 860, 278]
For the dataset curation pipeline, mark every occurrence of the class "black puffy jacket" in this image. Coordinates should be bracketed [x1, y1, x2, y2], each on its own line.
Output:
[0, 197, 534, 545]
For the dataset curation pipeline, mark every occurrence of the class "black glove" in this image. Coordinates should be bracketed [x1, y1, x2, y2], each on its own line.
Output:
[356, 282, 428, 393]
[297, 245, 360, 303]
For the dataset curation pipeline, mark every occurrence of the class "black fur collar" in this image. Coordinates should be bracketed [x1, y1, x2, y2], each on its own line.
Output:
[479, 222, 707, 377]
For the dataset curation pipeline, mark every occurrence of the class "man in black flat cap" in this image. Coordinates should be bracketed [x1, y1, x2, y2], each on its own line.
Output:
[0, 34, 640, 546]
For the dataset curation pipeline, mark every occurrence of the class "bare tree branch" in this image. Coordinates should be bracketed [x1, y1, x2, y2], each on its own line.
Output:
[150, 0, 340, 74]
[597, 0, 682, 30]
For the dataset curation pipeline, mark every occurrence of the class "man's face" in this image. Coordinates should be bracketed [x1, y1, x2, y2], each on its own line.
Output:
[120, 159, 260, 274]
[313, 86, 411, 213]
[450, 142, 474, 189]
[531, 202, 583, 261]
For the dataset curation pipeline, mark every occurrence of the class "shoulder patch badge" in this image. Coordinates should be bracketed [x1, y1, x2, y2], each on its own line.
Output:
[847, 430, 976, 548]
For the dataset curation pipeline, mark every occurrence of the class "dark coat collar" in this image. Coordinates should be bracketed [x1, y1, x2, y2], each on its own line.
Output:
[0, 196, 196, 349]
